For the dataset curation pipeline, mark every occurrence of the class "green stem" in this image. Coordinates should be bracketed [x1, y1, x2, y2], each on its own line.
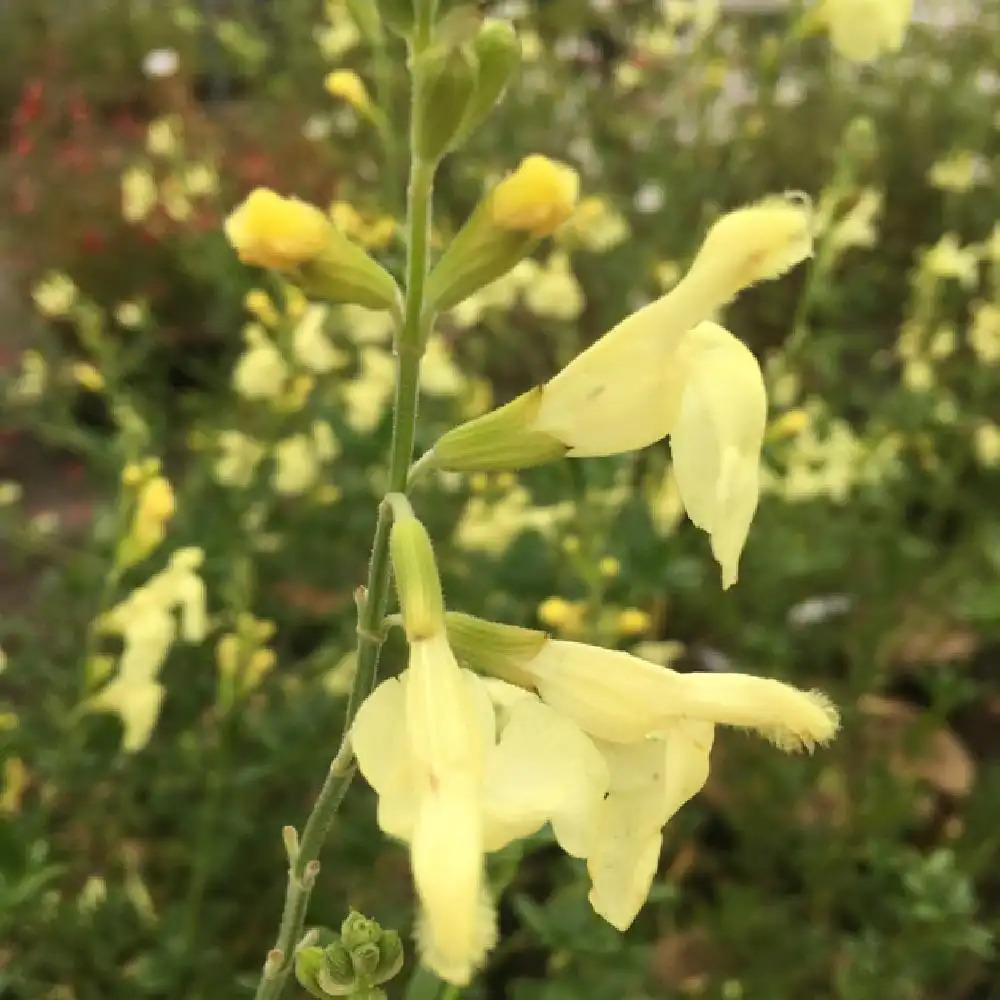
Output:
[251, 20, 438, 1000]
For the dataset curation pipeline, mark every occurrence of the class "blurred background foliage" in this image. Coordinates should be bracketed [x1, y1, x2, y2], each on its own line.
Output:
[1, 0, 999, 998]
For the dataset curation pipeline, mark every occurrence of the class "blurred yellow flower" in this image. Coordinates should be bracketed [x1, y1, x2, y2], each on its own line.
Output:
[183, 162, 219, 198]
[561, 197, 629, 253]
[819, 0, 911, 62]
[617, 608, 652, 637]
[214, 430, 265, 488]
[244, 289, 279, 326]
[88, 549, 207, 752]
[122, 166, 158, 223]
[325, 69, 372, 113]
[273, 435, 321, 496]
[161, 176, 192, 222]
[973, 422, 1000, 467]
[968, 302, 1000, 364]
[114, 301, 146, 329]
[72, 363, 105, 392]
[924, 233, 979, 289]
[1, 757, 27, 814]
[8, 350, 47, 403]
[225, 188, 332, 270]
[291, 304, 348, 374]
[117, 474, 176, 569]
[233, 325, 289, 400]
[420, 335, 467, 397]
[490, 155, 580, 238]
[538, 597, 585, 634]
[146, 116, 181, 157]
[598, 557, 620, 578]
[32, 272, 78, 318]
[523, 253, 585, 321]
[928, 151, 985, 193]
[343, 347, 396, 432]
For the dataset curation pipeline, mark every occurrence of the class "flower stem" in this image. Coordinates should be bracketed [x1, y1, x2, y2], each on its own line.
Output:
[250, 22, 438, 1000]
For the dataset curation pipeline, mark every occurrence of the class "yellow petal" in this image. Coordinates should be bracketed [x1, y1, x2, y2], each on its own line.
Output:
[673, 673, 840, 751]
[483, 695, 609, 856]
[669, 321, 766, 588]
[412, 781, 493, 985]
[351, 676, 421, 840]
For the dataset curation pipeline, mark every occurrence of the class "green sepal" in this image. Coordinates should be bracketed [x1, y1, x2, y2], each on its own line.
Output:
[431, 387, 567, 471]
[445, 611, 546, 686]
[423, 193, 541, 313]
[296, 234, 401, 312]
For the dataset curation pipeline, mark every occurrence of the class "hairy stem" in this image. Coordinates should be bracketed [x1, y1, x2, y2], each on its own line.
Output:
[251, 13, 437, 1000]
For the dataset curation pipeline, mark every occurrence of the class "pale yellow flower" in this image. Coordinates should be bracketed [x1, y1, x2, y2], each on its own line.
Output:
[146, 116, 181, 157]
[924, 233, 979, 289]
[71, 362, 104, 392]
[214, 430, 265, 487]
[523, 253, 585, 321]
[122, 166, 158, 223]
[490, 155, 580, 238]
[442, 615, 839, 932]
[819, 0, 912, 62]
[419, 335, 466, 397]
[88, 549, 207, 751]
[232, 325, 289, 400]
[225, 188, 332, 270]
[616, 608, 652, 636]
[968, 302, 1000, 364]
[561, 197, 629, 253]
[291, 304, 348, 373]
[342, 347, 396, 431]
[183, 162, 219, 198]
[32, 273, 78, 318]
[974, 422, 1000, 467]
[273, 434, 320, 496]
[114, 301, 147, 329]
[928, 151, 986, 193]
[353, 640, 608, 982]
[160, 175, 192, 221]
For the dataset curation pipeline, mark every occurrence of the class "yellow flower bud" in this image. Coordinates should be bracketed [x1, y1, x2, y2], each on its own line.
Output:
[616, 608, 652, 636]
[72, 362, 105, 392]
[537, 597, 584, 633]
[598, 557, 620, 578]
[490, 155, 580, 238]
[225, 188, 332, 271]
[325, 69, 372, 113]
[226, 190, 400, 310]
[244, 289, 279, 326]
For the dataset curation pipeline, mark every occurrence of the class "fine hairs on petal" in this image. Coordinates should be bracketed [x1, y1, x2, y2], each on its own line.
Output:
[416, 886, 497, 985]
[753, 690, 841, 753]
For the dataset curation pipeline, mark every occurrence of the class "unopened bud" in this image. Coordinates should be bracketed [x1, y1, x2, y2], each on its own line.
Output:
[350, 942, 381, 977]
[388, 510, 445, 640]
[429, 386, 566, 471]
[225, 188, 401, 311]
[317, 942, 356, 995]
[414, 44, 478, 162]
[455, 21, 520, 142]
[424, 156, 579, 312]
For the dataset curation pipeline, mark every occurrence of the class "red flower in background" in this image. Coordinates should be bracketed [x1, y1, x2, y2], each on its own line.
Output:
[80, 229, 106, 254]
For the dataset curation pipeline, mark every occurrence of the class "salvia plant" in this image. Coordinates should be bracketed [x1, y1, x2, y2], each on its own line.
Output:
[216, 1, 878, 997]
